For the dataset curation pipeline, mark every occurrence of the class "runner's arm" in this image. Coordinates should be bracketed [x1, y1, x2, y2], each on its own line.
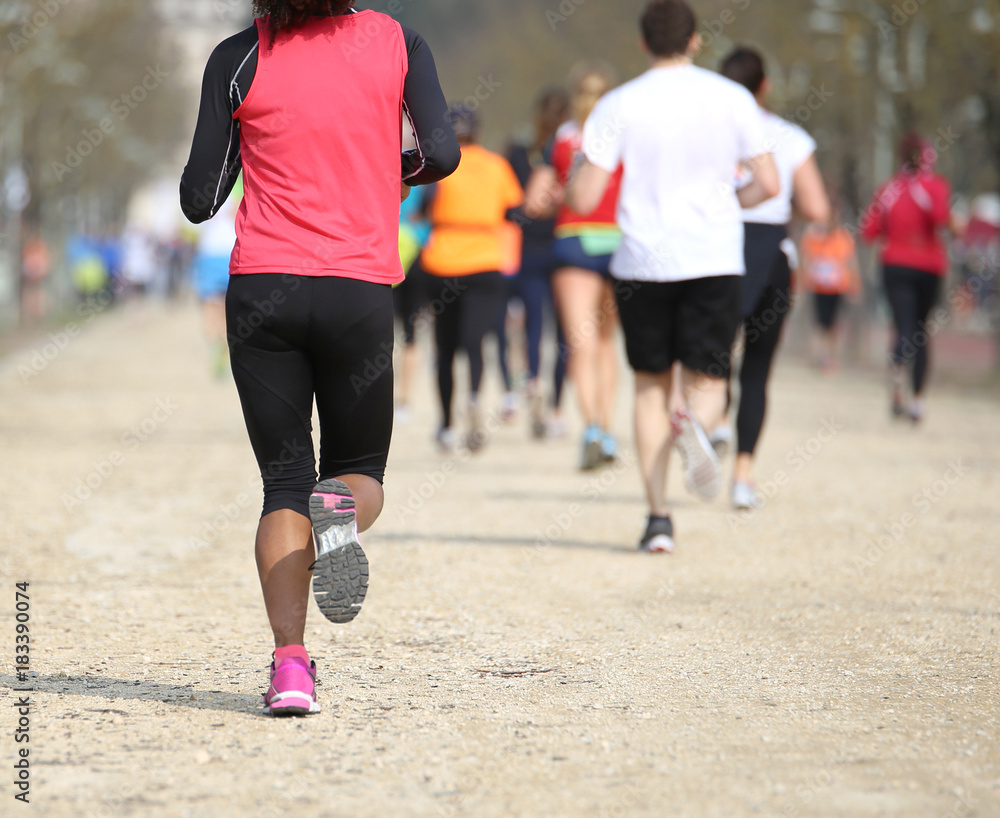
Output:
[401, 27, 461, 186]
[736, 152, 780, 209]
[574, 91, 621, 215]
[524, 165, 562, 219]
[791, 155, 831, 224]
[860, 185, 887, 243]
[565, 160, 611, 216]
[179, 27, 258, 224]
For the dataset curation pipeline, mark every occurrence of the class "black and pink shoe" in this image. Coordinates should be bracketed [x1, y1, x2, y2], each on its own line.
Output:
[309, 479, 369, 624]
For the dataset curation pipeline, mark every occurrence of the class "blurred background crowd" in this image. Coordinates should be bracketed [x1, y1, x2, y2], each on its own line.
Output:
[2, 0, 999, 380]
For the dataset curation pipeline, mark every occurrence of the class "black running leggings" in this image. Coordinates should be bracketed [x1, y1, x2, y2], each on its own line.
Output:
[431, 270, 506, 428]
[883, 265, 941, 396]
[226, 274, 395, 518]
[737, 244, 792, 457]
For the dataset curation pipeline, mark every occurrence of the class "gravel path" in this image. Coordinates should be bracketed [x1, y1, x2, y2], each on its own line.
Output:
[1, 303, 997, 817]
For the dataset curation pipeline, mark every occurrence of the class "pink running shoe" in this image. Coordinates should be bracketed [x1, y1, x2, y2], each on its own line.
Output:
[309, 479, 369, 624]
[263, 647, 320, 717]
[671, 409, 722, 500]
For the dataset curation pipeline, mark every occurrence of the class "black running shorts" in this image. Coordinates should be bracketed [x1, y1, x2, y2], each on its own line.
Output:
[614, 274, 742, 378]
[226, 273, 395, 518]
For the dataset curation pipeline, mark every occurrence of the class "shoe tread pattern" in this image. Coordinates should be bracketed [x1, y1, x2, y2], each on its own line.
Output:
[309, 479, 368, 624]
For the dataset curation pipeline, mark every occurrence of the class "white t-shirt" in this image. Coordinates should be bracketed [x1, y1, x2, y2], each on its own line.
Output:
[742, 110, 816, 226]
[583, 65, 768, 282]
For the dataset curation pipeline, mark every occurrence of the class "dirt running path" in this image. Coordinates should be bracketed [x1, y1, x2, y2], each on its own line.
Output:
[1, 303, 997, 818]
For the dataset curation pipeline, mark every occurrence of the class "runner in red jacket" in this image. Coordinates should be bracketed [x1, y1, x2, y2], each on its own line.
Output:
[862, 132, 951, 423]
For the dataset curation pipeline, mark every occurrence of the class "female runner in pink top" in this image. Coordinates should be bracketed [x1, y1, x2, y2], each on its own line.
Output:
[862, 132, 951, 422]
[180, 0, 459, 716]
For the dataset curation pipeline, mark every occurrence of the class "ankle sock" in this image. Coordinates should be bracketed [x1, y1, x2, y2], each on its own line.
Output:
[274, 645, 310, 666]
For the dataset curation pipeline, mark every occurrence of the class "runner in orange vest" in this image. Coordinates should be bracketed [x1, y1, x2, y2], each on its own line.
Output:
[799, 212, 861, 375]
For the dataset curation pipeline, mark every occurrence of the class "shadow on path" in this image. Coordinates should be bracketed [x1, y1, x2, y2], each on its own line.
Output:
[374, 531, 633, 554]
[0, 674, 264, 717]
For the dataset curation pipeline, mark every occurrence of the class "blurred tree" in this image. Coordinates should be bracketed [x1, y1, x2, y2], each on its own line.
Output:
[1, 0, 188, 229]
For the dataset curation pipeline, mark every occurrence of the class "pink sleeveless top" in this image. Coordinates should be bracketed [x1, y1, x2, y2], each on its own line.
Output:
[231, 12, 407, 285]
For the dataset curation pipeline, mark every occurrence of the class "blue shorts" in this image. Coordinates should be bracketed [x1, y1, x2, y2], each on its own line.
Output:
[193, 255, 231, 300]
[552, 234, 618, 279]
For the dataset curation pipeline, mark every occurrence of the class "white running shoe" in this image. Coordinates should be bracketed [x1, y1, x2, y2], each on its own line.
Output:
[731, 481, 762, 510]
[436, 426, 459, 453]
[671, 410, 722, 500]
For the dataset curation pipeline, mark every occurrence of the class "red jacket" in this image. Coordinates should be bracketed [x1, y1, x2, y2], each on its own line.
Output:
[861, 170, 950, 275]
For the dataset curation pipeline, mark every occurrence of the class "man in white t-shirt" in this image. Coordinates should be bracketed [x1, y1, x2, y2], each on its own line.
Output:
[566, 0, 779, 554]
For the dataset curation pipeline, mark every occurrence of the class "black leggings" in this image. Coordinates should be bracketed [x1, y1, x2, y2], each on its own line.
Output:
[431, 271, 506, 428]
[393, 259, 430, 346]
[495, 248, 569, 404]
[226, 274, 395, 518]
[883, 265, 941, 396]
[813, 293, 842, 330]
[737, 229, 792, 457]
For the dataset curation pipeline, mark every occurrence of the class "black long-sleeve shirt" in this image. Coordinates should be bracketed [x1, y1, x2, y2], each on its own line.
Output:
[179, 15, 460, 224]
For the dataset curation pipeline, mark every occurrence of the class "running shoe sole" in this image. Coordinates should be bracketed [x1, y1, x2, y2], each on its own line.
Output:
[672, 412, 722, 500]
[264, 690, 321, 717]
[309, 479, 368, 624]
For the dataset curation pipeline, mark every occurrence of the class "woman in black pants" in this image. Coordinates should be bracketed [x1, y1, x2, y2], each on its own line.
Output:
[862, 132, 952, 422]
[180, 1, 458, 715]
[420, 105, 524, 452]
[719, 48, 830, 510]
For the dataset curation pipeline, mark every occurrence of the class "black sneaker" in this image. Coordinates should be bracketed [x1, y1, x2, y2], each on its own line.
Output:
[639, 515, 675, 554]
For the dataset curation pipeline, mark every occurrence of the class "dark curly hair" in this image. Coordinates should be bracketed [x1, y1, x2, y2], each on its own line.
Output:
[252, 0, 356, 45]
